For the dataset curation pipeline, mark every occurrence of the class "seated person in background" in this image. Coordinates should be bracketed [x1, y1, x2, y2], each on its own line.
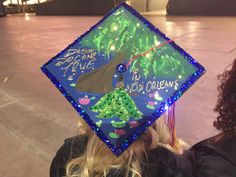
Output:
[50, 114, 192, 177]
[190, 59, 236, 177]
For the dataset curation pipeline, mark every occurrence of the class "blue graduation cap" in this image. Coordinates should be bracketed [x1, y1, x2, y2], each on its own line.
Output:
[42, 3, 205, 156]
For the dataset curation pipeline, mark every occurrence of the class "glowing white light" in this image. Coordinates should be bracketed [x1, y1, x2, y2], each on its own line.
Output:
[110, 45, 115, 51]
[165, 105, 169, 111]
[3, 1, 9, 5]
[155, 40, 160, 46]
[154, 92, 160, 100]
[24, 13, 30, 21]
[113, 26, 118, 31]
[4, 0, 47, 5]
[137, 23, 140, 27]
[146, 53, 151, 58]
[178, 75, 182, 79]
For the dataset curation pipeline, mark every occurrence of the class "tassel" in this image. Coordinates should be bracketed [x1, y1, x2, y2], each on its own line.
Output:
[167, 103, 180, 151]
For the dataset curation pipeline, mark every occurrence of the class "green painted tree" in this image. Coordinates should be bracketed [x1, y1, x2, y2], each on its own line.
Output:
[90, 88, 143, 122]
[80, 6, 196, 79]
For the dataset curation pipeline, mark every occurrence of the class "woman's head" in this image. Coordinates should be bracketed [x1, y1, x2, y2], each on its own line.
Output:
[66, 113, 184, 177]
[214, 59, 236, 136]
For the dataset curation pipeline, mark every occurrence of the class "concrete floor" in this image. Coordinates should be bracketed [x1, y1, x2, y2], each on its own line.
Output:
[0, 14, 236, 176]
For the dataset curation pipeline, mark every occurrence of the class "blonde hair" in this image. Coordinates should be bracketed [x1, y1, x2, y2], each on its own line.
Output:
[66, 114, 187, 177]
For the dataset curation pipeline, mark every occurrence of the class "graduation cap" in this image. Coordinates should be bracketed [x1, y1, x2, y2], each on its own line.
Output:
[42, 3, 205, 156]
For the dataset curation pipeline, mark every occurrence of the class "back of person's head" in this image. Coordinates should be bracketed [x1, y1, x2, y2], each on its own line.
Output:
[214, 59, 236, 136]
[66, 114, 187, 177]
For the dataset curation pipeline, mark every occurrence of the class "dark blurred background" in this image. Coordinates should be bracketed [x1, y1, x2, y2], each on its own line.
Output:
[1, 0, 236, 17]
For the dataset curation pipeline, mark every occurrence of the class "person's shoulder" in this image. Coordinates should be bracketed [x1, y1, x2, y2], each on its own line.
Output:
[50, 134, 88, 177]
[192, 134, 236, 164]
[191, 134, 236, 177]
[148, 146, 176, 165]
[144, 146, 194, 177]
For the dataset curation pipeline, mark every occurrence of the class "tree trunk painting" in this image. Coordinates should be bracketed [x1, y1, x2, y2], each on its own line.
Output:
[76, 53, 125, 94]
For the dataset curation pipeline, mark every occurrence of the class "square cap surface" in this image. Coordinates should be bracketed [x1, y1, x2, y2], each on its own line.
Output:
[42, 3, 205, 156]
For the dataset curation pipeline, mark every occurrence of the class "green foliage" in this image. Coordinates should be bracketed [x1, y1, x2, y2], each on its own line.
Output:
[80, 6, 196, 79]
[90, 88, 143, 122]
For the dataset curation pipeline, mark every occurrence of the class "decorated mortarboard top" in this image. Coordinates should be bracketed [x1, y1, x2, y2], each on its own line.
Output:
[42, 3, 205, 156]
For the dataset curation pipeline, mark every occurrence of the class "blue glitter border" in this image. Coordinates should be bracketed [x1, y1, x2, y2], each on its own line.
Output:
[41, 3, 206, 156]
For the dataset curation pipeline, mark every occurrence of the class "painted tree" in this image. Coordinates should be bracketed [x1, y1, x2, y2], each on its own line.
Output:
[90, 88, 143, 122]
[79, 6, 196, 79]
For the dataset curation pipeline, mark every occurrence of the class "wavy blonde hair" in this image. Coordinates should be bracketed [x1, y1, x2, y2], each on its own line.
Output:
[66, 114, 187, 177]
